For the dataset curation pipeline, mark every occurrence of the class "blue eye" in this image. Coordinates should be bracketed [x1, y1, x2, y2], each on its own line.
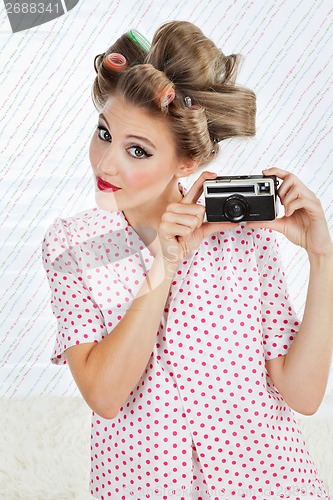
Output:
[127, 146, 152, 159]
[97, 126, 111, 142]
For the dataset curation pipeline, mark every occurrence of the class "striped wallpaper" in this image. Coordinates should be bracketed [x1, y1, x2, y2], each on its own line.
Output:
[0, 0, 332, 399]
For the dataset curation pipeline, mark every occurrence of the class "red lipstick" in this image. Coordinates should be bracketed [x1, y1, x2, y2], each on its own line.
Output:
[96, 177, 121, 192]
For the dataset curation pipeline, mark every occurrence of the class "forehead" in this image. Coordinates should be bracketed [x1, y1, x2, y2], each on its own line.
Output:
[101, 96, 174, 143]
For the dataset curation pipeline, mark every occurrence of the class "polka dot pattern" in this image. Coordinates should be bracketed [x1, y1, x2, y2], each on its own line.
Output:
[42, 182, 331, 499]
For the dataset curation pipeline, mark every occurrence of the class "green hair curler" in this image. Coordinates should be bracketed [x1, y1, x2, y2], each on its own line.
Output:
[127, 29, 151, 53]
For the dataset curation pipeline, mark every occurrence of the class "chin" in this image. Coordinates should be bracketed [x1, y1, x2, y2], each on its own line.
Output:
[95, 191, 122, 212]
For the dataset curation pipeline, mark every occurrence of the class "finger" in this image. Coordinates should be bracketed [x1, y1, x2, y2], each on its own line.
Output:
[280, 183, 315, 209]
[181, 171, 217, 205]
[262, 167, 290, 180]
[280, 182, 318, 215]
[277, 175, 297, 201]
[167, 202, 206, 217]
[159, 221, 193, 238]
[162, 211, 202, 230]
[277, 174, 310, 203]
[263, 167, 304, 206]
[280, 186, 302, 211]
[284, 196, 323, 218]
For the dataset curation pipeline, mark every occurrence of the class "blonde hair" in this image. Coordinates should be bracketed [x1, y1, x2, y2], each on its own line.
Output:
[92, 21, 256, 166]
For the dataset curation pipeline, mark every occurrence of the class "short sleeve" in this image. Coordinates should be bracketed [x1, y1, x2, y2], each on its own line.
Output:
[252, 228, 300, 361]
[41, 217, 108, 365]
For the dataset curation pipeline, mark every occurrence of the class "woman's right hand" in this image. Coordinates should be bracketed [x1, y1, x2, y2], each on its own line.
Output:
[157, 171, 240, 265]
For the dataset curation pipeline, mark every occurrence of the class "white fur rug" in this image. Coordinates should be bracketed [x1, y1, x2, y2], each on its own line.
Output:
[1, 397, 332, 499]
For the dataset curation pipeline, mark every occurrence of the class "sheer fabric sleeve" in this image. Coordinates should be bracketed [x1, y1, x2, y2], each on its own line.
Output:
[41, 217, 108, 365]
[251, 228, 300, 361]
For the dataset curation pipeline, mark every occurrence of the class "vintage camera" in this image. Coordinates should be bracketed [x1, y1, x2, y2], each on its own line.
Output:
[203, 175, 279, 222]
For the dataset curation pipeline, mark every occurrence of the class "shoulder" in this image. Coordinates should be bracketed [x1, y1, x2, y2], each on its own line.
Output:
[43, 207, 124, 244]
[41, 208, 125, 268]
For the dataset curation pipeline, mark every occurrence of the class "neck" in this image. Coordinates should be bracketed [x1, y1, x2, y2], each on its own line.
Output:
[122, 181, 184, 247]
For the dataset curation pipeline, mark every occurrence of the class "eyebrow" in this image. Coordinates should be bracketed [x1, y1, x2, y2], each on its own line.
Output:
[98, 113, 157, 151]
[126, 135, 156, 151]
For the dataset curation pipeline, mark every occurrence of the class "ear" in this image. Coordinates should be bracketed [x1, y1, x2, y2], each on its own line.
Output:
[175, 158, 199, 178]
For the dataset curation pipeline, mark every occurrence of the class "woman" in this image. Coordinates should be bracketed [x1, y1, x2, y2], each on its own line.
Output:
[42, 21, 333, 500]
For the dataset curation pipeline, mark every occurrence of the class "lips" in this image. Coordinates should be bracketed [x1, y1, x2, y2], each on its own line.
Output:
[97, 177, 121, 192]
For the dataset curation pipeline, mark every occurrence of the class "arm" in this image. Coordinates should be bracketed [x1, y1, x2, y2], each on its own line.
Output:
[249, 167, 333, 415]
[266, 252, 333, 415]
[66, 255, 178, 420]
[65, 171, 238, 419]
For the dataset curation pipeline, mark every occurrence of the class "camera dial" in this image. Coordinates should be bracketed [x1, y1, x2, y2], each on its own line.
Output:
[223, 195, 249, 222]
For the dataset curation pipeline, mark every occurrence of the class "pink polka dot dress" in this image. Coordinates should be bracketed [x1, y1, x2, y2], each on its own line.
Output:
[42, 181, 331, 500]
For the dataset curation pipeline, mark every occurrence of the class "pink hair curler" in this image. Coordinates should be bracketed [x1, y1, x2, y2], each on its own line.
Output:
[104, 53, 128, 71]
[160, 85, 175, 107]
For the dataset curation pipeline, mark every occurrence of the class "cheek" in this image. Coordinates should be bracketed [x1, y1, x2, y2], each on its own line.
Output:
[89, 136, 99, 168]
[125, 169, 158, 189]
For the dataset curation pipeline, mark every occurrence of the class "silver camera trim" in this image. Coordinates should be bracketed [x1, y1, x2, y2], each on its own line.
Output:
[203, 175, 279, 221]
[203, 176, 276, 198]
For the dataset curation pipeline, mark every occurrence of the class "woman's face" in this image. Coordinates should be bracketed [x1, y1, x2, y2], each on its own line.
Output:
[89, 95, 193, 216]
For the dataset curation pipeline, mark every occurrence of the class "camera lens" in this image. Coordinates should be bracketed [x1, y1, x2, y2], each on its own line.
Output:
[223, 195, 248, 222]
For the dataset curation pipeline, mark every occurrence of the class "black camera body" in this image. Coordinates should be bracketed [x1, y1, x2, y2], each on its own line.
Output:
[203, 175, 279, 223]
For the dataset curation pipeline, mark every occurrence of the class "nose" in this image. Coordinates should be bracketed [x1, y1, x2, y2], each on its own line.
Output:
[96, 144, 120, 179]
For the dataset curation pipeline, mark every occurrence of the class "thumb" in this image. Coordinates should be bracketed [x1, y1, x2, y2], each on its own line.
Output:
[245, 218, 286, 234]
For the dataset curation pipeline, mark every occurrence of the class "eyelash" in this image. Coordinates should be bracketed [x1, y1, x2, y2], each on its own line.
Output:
[97, 125, 111, 142]
[96, 125, 153, 159]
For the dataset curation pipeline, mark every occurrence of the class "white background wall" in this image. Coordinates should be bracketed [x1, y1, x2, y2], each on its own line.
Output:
[1, 1, 332, 406]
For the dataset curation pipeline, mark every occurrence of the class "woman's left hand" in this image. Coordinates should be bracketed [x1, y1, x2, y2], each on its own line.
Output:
[246, 167, 333, 258]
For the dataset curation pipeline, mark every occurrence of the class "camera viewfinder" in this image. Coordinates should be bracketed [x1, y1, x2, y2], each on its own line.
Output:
[258, 182, 271, 194]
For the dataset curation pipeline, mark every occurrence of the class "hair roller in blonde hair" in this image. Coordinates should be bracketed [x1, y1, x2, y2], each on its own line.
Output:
[184, 95, 201, 110]
[127, 29, 151, 53]
[158, 84, 175, 108]
[104, 53, 128, 71]
[184, 96, 192, 108]
[91, 21, 256, 165]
